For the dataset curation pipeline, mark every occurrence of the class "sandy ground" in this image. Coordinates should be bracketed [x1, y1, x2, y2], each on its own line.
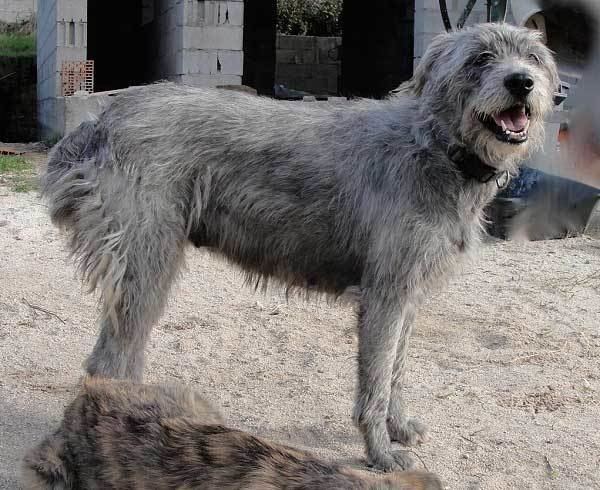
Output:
[1, 164, 599, 489]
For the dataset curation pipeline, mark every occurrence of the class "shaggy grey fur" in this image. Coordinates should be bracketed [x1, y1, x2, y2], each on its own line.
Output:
[41, 23, 557, 471]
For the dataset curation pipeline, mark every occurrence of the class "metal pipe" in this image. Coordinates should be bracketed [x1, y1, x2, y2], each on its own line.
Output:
[439, 0, 453, 32]
[457, 0, 478, 29]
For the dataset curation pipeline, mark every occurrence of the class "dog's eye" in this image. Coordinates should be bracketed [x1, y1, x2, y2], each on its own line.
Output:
[473, 52, 495, 66]
[529, 53, 542, 64]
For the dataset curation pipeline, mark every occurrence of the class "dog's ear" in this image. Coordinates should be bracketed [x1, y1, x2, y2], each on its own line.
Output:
[407, 33, 453, 96]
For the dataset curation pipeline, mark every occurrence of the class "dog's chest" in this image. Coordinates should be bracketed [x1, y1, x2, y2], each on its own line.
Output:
[450, 188, 492, 254]
[439, 195, 489, 263]
[453, 216, 482, 254]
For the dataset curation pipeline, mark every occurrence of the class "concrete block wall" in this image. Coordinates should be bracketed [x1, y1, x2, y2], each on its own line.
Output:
[38, 0, 244, 138]
[275, 35, 342, 95]
[56, 0, 87, 63]
[37, 0, 58, 139]
[37, 0, 86, 139]
[177, 0, 244, 87]
[413, 0, 487, 67]
[152, 0, 183, 80]
[0, 0, 36, 23]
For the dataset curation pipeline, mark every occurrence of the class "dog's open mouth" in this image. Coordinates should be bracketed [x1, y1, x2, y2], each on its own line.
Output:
[478, 105, 531, 144]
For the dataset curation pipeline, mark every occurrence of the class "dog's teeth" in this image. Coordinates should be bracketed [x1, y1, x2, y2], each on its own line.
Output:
[501, 120, 507, 132]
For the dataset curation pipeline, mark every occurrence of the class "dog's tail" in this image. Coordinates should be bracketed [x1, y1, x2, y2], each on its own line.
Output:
[41, 120, 102, 227]
[21, 431, 72, 490]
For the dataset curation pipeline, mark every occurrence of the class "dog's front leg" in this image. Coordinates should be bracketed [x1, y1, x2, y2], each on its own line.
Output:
[353, 289, 416, 471]
[387, 303, 429, 446]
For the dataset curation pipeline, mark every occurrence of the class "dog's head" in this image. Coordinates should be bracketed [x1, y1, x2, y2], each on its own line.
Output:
[410, 23, 559, 170]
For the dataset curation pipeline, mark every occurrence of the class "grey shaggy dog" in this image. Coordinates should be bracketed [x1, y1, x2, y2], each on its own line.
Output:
[22, 376, 443, 490]
[42, 23, 558, 471]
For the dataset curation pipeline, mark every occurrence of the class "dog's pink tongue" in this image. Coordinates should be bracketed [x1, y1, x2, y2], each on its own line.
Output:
[493, 107, 528, 132]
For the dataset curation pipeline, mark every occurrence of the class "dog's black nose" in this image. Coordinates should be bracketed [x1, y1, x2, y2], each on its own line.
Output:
[504, 73, 535, 98]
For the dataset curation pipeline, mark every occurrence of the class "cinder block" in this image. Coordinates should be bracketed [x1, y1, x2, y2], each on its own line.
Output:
[181, 49, 213, 74]
[315, 64, 339, 81]
[418, 5, 486, 36]
[222, 2, 243, 26]
[202, 0, 216, 24]
[180, 73, 242, 87]
[278, 34, 313, 51]
[64, 93, 112, 134]
[216, 50, 243, 75]
[419, 0, 486, 17]
[181, 1, 244, 27]
[57, 0, 87, 21]
[327, 74, 340, 94]
[276, 49, 301, 65]
[301, 49, 315, 64]
[276, 63, 310, 82]
[276, 62, 341, 95]
[56, 46, 87, 64]
[311, 78, 330, 93]
[181, 0, 200, 26]
[207, 2, 229, 25]
[317, 38, 341, 64]
[184, 25, 243, 50]
[180, 49, 242, 76]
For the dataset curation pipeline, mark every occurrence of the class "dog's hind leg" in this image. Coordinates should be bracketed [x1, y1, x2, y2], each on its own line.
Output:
[353, 289, 416, 471]
[387, 304, 429, 446]
[84, 216, 187, 381]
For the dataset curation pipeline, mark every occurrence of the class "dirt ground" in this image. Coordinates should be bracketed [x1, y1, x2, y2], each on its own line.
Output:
[0, 155, 599, 489]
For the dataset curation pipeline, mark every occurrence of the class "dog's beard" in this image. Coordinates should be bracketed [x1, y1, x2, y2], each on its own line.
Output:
[459, 103, 546, 171]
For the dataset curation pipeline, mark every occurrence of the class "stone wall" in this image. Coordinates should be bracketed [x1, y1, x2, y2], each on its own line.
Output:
[37, 0, 86, 139]
[37, 0, 245, 138]
[0, 0, 36, 23]
[275, 34, 341, 95]
[413, 0, 488, 68]
[177, 0, 244, 87]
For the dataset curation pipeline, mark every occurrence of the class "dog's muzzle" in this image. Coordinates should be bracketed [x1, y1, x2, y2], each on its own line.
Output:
[478, 104, 531, 145]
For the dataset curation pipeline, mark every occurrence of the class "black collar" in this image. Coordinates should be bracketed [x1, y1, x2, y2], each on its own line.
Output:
[447, 144, 509, 188]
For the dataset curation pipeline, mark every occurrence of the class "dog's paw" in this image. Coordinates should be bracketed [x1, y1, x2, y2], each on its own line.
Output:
[387, 416, 429, 446]
[368, 449, 416, 472]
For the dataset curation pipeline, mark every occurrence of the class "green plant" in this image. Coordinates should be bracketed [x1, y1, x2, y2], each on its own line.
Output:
[277, 0, 342, 36]
[0, 155, 29, 173]
[11, 176, 37, 193]
[0, 33, 36, 57]
[0, 155, 37, 192]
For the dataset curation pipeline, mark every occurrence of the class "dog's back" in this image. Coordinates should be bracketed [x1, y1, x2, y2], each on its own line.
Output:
[23, 377, 442, 490]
